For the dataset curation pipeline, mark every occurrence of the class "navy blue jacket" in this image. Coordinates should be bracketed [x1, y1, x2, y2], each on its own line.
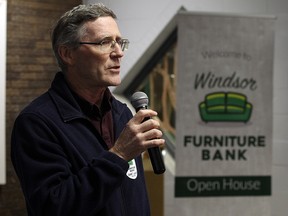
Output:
[11, 72, 150, 216]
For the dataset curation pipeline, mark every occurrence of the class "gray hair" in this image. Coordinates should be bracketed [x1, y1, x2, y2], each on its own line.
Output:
[51, 3, 117, 71]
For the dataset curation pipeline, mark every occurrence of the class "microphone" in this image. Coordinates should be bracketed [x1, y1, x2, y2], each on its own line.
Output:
[130, 91, 166, 174]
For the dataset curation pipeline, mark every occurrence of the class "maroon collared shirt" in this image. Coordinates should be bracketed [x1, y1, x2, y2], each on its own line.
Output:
[75, 89, 115, 149]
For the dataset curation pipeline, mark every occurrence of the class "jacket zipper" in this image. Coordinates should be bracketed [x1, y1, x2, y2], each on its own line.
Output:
[120, 186, 127, 216]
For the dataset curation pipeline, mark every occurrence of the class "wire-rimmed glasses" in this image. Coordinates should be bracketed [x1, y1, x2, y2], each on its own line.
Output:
[79, 38, 129, 52]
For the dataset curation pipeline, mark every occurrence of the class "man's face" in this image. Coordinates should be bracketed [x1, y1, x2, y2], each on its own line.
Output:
[68, 16, 124, 89]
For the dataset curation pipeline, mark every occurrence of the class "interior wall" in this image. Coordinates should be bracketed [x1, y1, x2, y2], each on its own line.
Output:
[0, 0, 7, 185]
[2, 0, 81, 215]
[83, 1, 288, 216]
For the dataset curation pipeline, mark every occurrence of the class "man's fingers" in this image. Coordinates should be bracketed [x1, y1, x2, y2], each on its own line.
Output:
[131, 109, 158, 124]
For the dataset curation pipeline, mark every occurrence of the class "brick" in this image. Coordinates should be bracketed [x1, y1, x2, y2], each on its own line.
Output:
[4, 0, 82, 215]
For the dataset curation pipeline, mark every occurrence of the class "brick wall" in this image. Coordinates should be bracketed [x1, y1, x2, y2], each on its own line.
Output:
[2, 0, 81, 215]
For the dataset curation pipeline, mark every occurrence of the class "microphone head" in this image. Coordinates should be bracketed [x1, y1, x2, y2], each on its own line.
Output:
[130, 91, 149, 109]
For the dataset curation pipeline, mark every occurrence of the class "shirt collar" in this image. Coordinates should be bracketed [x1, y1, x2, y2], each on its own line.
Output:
[73, 88, 113, 119]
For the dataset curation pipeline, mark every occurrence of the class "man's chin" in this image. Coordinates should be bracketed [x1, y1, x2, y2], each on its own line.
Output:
[108, 80, 121, 87]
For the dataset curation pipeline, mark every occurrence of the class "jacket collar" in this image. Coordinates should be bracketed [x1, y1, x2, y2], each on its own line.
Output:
[48, 72, 127, 123]
[48, 72, 84, 122]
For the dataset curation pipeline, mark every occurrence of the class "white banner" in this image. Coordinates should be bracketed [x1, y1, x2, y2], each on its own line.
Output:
[175, 12, 275, 216]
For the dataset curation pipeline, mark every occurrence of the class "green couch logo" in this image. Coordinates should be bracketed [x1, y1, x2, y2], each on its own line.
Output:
[199, 92, 253, 123]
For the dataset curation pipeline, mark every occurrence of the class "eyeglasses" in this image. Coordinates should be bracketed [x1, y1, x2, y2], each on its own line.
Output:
[79, 38, 129, 52]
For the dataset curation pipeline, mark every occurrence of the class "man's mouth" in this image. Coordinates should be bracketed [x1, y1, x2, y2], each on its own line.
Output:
[108, 65, 121, 73]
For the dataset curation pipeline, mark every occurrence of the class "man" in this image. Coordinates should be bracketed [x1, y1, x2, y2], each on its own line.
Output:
[11, 3, 165, 216]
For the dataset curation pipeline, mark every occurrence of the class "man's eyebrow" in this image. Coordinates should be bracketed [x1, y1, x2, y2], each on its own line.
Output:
[95, 35, 123, 40]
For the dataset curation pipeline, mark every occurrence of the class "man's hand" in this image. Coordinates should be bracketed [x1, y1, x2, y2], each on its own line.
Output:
[110, 109, 165, 161]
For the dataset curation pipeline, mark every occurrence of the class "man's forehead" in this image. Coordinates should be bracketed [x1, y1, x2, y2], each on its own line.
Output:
[82, 17, 121, 38]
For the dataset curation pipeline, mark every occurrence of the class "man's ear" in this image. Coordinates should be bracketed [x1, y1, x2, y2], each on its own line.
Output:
[58, 45, 75, 66]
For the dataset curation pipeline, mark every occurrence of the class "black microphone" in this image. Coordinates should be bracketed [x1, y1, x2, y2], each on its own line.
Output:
[130, 91, 166, 174]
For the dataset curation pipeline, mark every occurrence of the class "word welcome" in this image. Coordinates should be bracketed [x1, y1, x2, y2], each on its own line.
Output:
[201, 50, 252, 61]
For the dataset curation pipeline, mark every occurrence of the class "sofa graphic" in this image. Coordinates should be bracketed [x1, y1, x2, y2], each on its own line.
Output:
[199, 92, 253, 122]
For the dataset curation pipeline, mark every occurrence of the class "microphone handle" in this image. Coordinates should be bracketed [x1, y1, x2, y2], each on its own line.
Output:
[139, 109, 166, 174]
[148, 147, 166, 174]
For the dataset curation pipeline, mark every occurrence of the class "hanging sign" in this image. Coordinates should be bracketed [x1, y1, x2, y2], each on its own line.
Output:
[175, 12, 275, 216]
